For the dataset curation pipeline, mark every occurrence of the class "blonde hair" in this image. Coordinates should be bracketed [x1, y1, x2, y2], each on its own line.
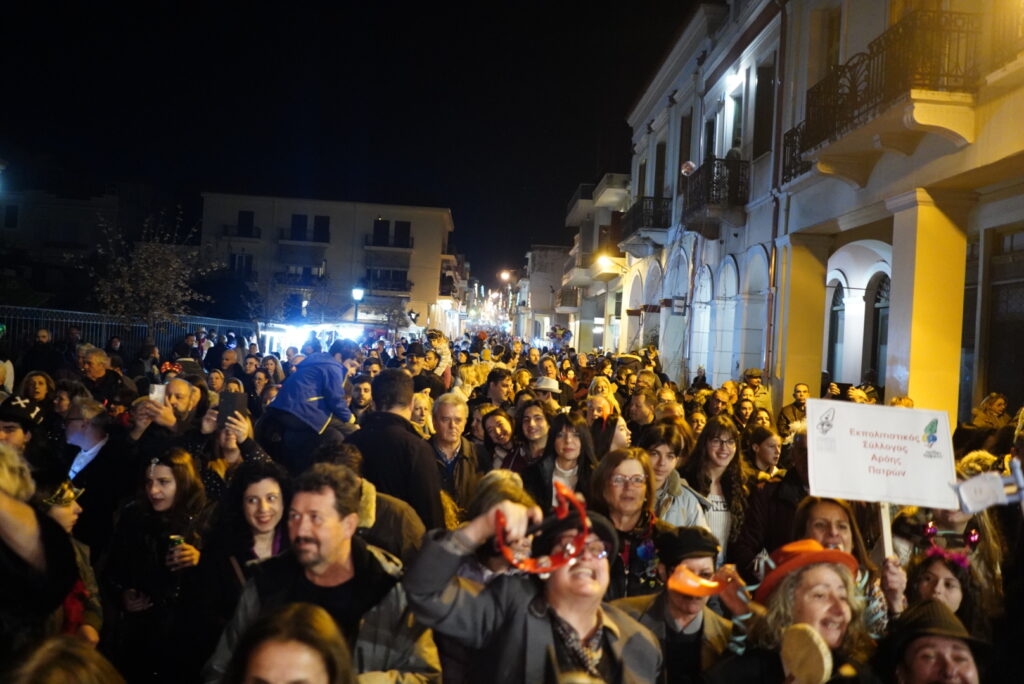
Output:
[748, 562, 872, 661]
[0, 444, 35, 502]
[412, 392, 435, 435]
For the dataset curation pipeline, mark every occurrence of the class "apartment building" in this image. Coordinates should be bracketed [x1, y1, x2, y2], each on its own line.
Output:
[201, 192, 456, 332]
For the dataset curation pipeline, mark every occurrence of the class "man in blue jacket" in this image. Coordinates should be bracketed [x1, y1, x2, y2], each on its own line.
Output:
[256, 340, 353, 475]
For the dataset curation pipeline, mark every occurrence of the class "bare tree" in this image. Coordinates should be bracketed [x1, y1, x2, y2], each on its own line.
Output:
[85, 211, 222, 336]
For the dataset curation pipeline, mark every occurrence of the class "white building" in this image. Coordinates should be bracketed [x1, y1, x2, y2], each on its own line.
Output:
[201, 192, 456, 334]
[562, 0, 1024, 422]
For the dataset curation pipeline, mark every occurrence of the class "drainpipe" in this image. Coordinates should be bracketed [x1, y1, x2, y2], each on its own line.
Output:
[764, 0, 789, 379]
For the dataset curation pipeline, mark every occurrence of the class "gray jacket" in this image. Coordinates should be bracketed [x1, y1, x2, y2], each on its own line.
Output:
[403, 530, 662, 684]
[203, 541, 440, 683]
[655, 471, 710, 529]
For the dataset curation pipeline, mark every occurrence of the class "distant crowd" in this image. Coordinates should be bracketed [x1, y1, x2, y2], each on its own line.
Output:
[0, 324, 1020, 683]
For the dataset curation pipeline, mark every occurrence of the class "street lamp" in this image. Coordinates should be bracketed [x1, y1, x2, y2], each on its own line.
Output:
[352, 286, 364, 322]
[500, 270, 511, 283]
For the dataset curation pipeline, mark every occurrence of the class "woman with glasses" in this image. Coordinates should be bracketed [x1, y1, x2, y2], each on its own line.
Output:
[679, 414, 752, 564]
[590, 447, 676, 600]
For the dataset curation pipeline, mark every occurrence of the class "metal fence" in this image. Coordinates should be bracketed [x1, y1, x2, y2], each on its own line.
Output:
[0, 305, 257, 361]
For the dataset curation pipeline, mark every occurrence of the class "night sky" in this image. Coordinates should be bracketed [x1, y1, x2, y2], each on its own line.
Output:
[1, 2, 698, 287]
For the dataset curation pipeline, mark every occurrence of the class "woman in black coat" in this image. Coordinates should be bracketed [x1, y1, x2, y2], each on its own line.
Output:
[522, 411, 597, 512]
[102, 447, 212, 682]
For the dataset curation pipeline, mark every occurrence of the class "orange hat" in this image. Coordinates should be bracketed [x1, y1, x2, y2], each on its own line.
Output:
[754, 539, 859, 604]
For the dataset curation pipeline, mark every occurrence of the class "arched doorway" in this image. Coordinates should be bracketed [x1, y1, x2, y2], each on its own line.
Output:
[690, 266, 713, 381]
[642, 261, 663, 347]
[736, 247, 770, 374]
[623, 271, 644, 351]
[662, 248, 691, 384]
[711, 258, 739, 386]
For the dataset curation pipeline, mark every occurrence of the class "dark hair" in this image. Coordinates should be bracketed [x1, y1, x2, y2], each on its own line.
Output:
[292, 463, 361, 518]
[744, 424, 780, 468]
[19, 371, 56, 401]
[905, 554, 987, 640]
[350, 373, 372, 387]
[543, 411, 598, 470]
[486, 367, 513, 387]
[222, 602, 355, 684]
[212, 460, 291, 553]
[514, 400, 551, 445]
[55, 379, 91, 403]
[513, 388, 537, 405]
[371, 369, 414, 410]
[636, 422, 683, 457]
[314, 441, 364, 475]
[631, 389, 657, 412]
[792, 496, 877, 576]
[328, 339, 360, 361]
[11, 635, 125, 684]
[680, 414, 749, 541]
[363, 357, 382, 370]
[482, 408, 515, 453]
[590, 447, 656, 521]
[143, 448, 207, 529]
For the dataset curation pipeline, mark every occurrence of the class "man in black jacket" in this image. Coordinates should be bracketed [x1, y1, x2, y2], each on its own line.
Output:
[428, 393, 485, 510]
[346, 369, 444, 529]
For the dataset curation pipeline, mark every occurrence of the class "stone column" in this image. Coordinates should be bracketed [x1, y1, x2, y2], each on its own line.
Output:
[775, 233, 832, 405]
[884, 189, 972, 421]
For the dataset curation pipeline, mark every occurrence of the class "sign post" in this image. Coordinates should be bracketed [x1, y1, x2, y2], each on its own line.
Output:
[805, 399, 959, 557]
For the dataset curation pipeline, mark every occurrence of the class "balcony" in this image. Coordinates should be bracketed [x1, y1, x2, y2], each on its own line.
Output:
[555, 286, 580, 314]
[619, 197, 672, 258]
[565, 183, 594, 227]
[364, 234, 414, 249]
[991, 3, 1024, 74]
[590, 254, 627, 282]
[781, 122, 813, 186]
[278, 229, 329, 245]
[786, 10, 981, 188]
[222, 224, 262, 240]
[273, 272, 327, 288]
[592, 173, 630, 208]
[367, 279, 413, 296]
[682, 157, 750, 239]
[562, 250, 592, 288]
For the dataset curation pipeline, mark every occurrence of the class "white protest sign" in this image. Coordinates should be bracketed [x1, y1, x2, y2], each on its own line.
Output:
[806, 399, 958, 510]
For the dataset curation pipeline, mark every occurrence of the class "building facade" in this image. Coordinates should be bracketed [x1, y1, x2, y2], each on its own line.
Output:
[560, 0, 1024, 422]
[201, 192, 457, 333]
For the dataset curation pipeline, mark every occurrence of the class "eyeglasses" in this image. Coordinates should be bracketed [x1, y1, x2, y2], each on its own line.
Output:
[609, 474, 647, 487]
[709, 438, 736, 448]
[553, 539, 609, 560]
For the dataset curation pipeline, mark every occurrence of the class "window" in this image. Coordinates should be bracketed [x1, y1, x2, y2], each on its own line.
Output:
[827, 284, 845, 380]
[677, 111, 693, 196]
[809, 4, 842, 87]
[654, 141, 667, 198]
[637, 161, 647, 197]
[366, 268, 409, 290]
[290, 214, 308, 241]
[313, 215, 330, 243]
[869, 275, 890, 383]
[230, 253, 254, 276]
[752, 63, 776, 158]
[703, 118, 716, 159]
[237, 210, 254, 232]
[394, 220, 411, 247]
[372, 218, 390, 246]
[3, 205, 18, 229]
[729, 91, 744, 153]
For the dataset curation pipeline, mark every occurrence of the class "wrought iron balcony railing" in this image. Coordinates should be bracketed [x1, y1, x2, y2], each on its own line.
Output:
[683, 157, 750, 217]
[621, 197, 672, 240]
[365, 234, 414, 248]
[367, 279, 413, 292]
[781, 121, 813, 184]
[222, 224, 262, 239]
[802, 10, 981, 154]
[273, 272, 327, 287]
[991, 2, 1024, 72]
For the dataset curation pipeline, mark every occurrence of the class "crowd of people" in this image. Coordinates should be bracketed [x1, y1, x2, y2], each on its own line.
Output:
[0, 323, 1020, 683]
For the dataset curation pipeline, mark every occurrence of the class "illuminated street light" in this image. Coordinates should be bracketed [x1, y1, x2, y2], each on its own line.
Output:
[500, 270, 511, 282]
[352, 286, 364, 322]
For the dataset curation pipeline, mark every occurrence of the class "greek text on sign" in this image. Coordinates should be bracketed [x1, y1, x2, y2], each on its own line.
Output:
[806, 399, 958, 510]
